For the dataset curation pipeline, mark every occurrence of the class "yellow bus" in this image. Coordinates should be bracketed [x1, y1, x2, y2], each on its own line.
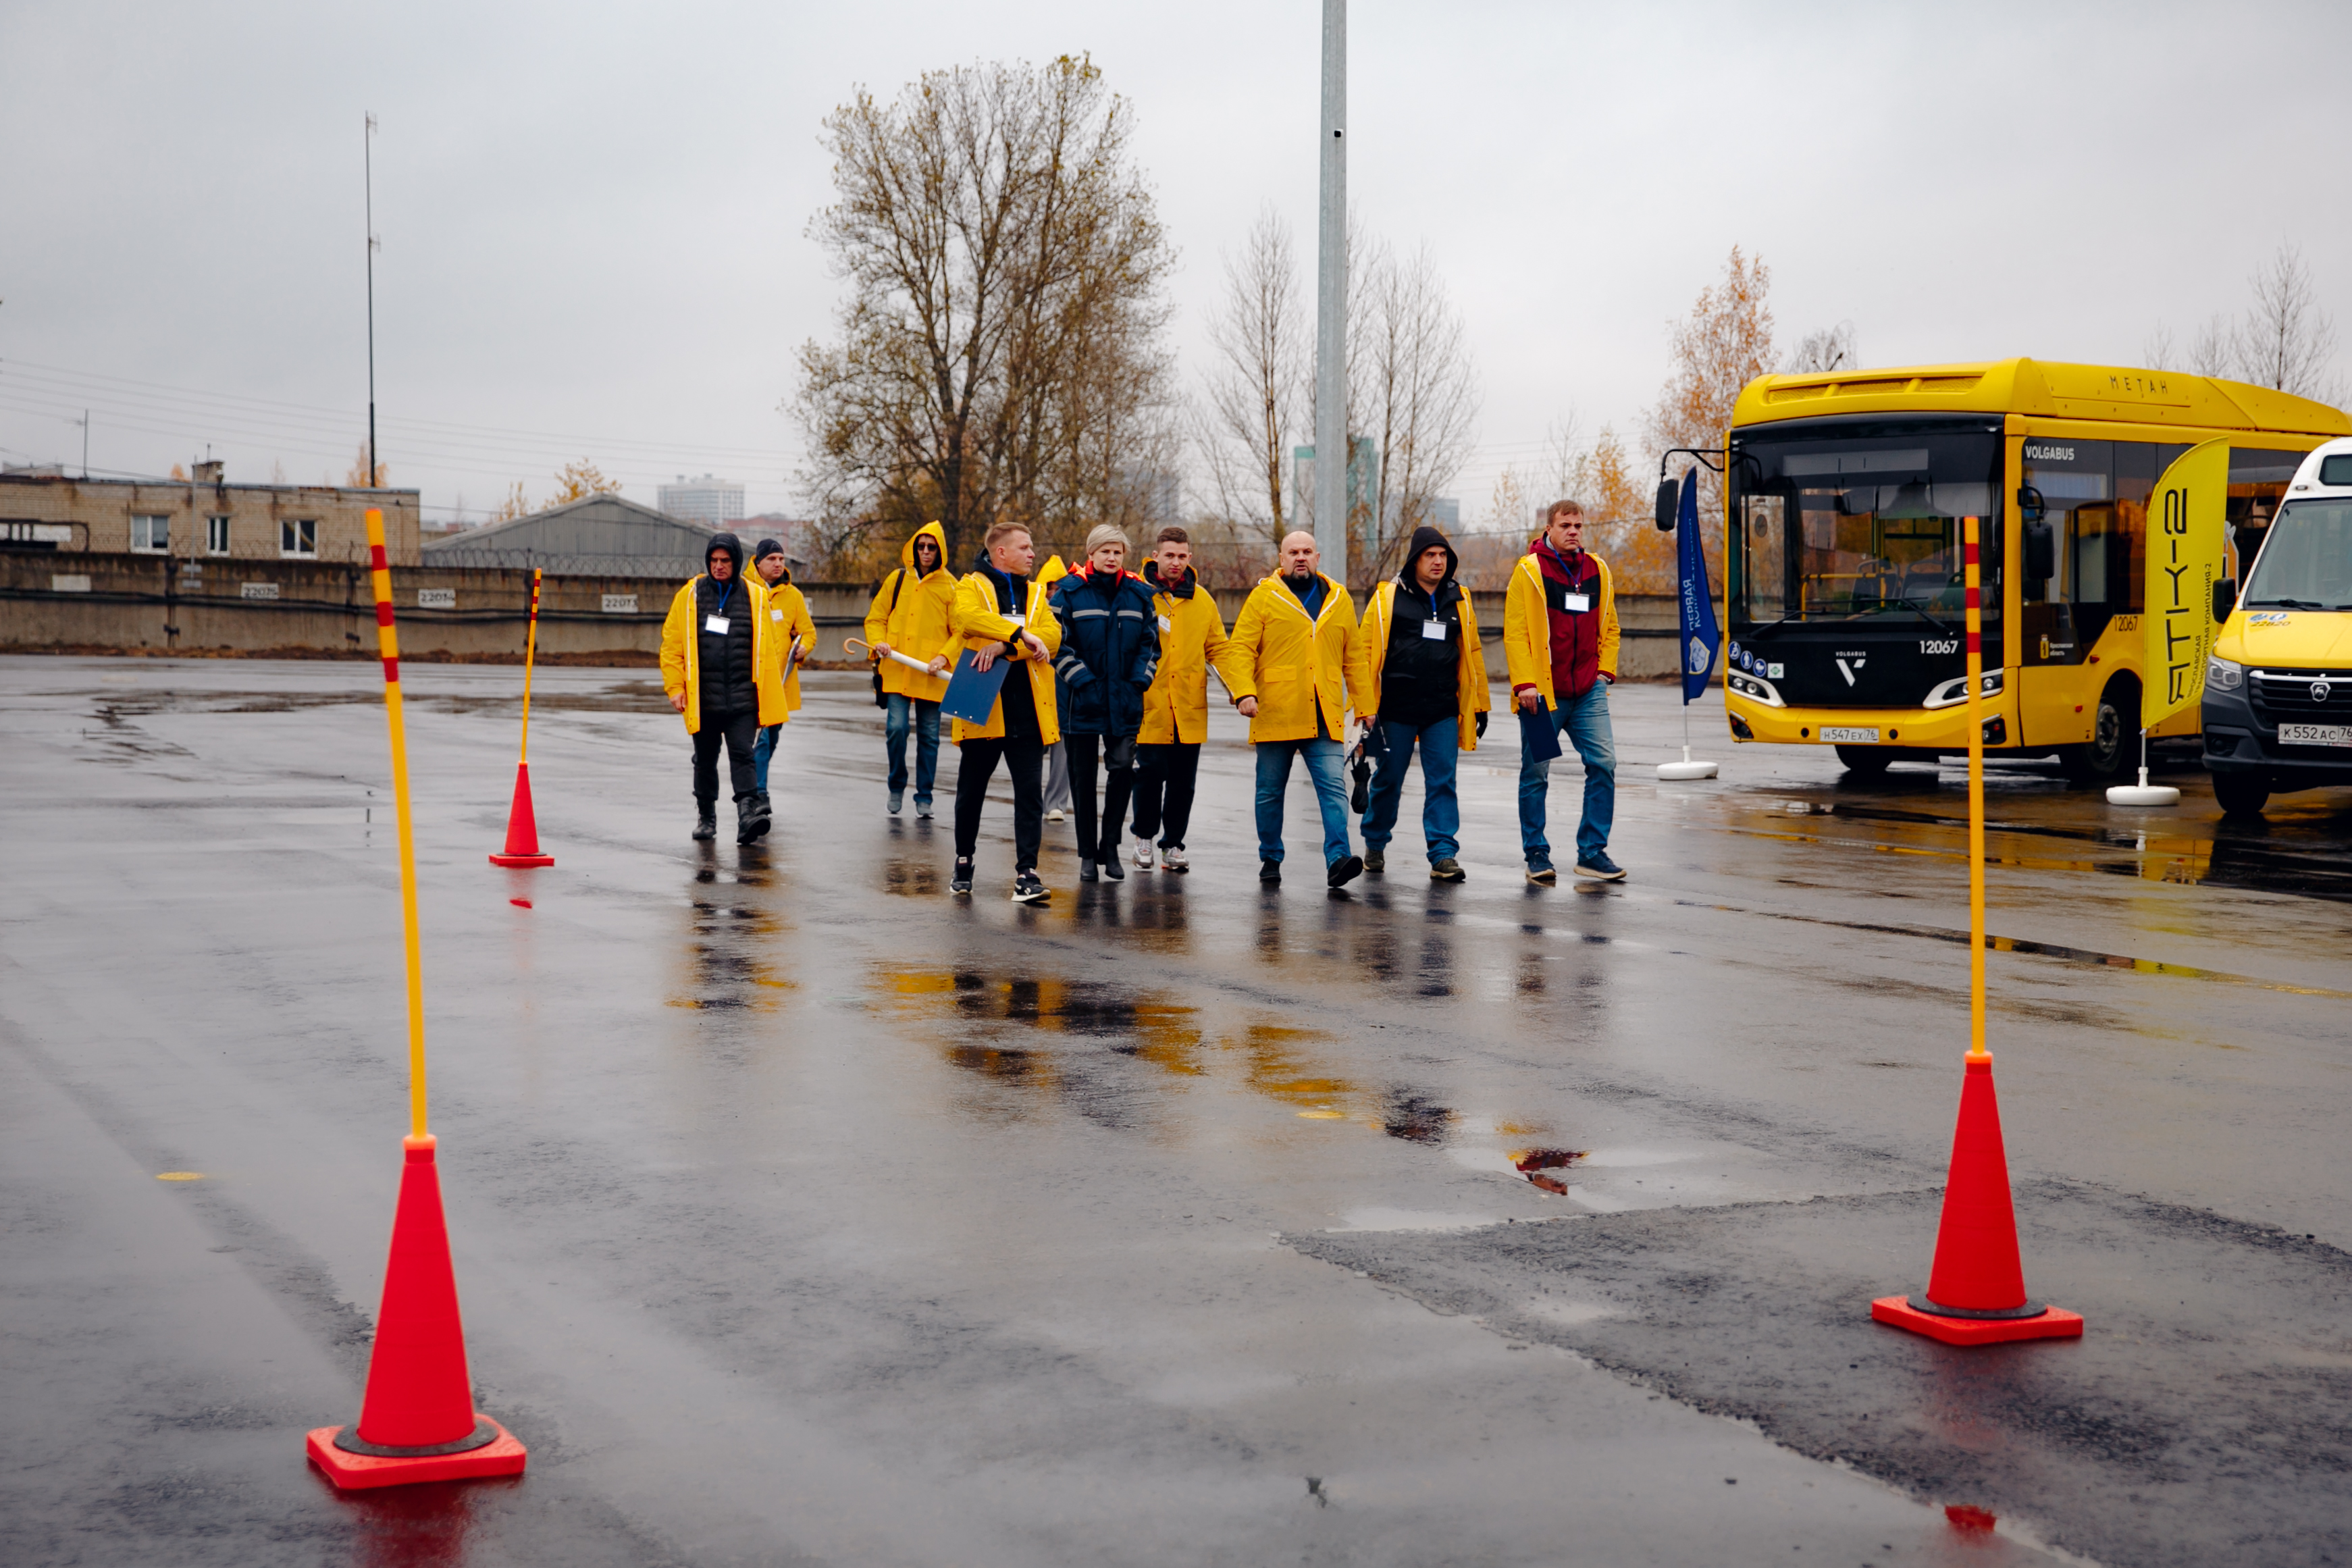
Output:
[1718, 359, 2349, 783]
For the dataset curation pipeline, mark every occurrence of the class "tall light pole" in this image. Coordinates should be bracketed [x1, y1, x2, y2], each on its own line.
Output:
[364, 111, 380, 490]
[1313, 0, 1347, 573]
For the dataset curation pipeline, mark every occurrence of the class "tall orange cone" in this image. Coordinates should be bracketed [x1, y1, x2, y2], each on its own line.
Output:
[1872, 514, 2081, 1347]
[488, 567, 554, 867]
[310, 511, 527, 1490]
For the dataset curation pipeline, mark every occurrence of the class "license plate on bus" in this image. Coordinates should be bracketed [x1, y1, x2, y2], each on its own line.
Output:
[2278, 723, 2352, 748]
[1820, 727, 1879, 744]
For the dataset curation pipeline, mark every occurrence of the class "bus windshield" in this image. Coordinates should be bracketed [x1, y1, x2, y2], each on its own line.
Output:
[1729, 424, 2003, 632]
[2244, 498, 2352, 610]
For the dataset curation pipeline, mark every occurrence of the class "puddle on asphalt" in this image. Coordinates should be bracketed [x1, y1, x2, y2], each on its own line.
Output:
[667, 865, 795, 1011]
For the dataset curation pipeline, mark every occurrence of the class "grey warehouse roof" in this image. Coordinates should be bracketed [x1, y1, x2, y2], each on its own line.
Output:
[421, 494, 718, 576]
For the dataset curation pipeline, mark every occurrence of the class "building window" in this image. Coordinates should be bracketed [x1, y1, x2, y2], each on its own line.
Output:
[280, 518, 318, 558]
[131, 514, 170, 553]
[206, 515, 232, 555]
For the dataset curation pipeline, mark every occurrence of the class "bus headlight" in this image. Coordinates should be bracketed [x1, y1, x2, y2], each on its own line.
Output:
[1727, 671, 1785, 707]
[2205, 654, 2244, 691]
[1924, 669, 2004, 709]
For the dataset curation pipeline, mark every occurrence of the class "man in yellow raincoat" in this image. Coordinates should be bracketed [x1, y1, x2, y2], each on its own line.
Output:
[749, 538, 817, 823]
[941, 519, 1062, 903]
[1357, 525, 1490, 881]
[862, 521, 955, 816]
[1128, 525, 1227, 873]
[659, 533, 789, 844]
[1218, 530, 1371, 889]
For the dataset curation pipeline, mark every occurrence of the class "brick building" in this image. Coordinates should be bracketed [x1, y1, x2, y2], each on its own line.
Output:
[0, 463, 422, 567]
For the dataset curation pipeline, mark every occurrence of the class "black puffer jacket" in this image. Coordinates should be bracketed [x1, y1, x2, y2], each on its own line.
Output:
[1050, 563, 1158, 737]
[696, 533, 758, 717]
[1379, 525, 1467, 729]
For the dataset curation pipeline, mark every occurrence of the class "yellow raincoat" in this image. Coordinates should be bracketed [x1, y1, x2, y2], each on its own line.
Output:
[660, 574, 789, 733]
[1139, 571, 1230, 746]
[1359, 580, 1492, 750]
[945, 557, 1064, 745]
[759, 569, 819, 716]
[1218, 572, 1369, 743]
[862, 521, 956, 702]
[1502, 546, 1619, 710]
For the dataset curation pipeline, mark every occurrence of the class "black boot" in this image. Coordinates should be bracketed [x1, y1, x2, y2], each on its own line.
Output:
[692, 800, 718, 841]
[735, 791, 769, 844]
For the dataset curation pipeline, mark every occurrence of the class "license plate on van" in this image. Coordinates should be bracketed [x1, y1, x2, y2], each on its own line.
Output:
[1820, 726, 1879, 744]
[2278, 723, 2352, 748]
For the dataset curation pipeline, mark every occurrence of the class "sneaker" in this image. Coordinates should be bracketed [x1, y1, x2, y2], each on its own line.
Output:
[1363, 850, 1386, 874]
[1574, 852, 1627, 882]
[1132, 841, 1155, 871]
[1011, 870, 1049, 904]
[1259, 859, 1281, 885]
[1045, 808, 1066, 823]
[950, 858, 974, 895]
[1161, 845, 1188, 873]
[1430, 858, 1465, 882]
[889, 788, 904, 815]
[1326, 854, 1363, 889]
[691, 807, 718, 842]
[1525, 858, 1557, 886]
[915, 798, 933, 819]
[1080, 859, 1099, 883]
[1101, 853, 1125, 881]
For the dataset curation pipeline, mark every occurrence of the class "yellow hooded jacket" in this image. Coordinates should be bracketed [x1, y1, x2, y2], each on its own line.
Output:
[1502, 544, 1619, 710]
[1359, 579, 1492, 750]
[1139, 569, 1230, 746]
[862, 521, 956, 702]
[758, 567, 819, 716]
[660, 573, 789, 732]
[945, 554, 1064, 745]
[1218, 571, 1369, 743]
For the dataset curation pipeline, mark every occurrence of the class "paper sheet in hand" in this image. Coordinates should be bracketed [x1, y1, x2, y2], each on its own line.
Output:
[1519, 705, 1563, 762]
[941, 648, 1012, 724]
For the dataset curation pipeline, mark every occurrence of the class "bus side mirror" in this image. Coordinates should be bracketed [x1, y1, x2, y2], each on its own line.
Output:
[2214, 579, 2237, 622]
[2023, 520, 2056, 584]
[1655, 480, 1679, 532]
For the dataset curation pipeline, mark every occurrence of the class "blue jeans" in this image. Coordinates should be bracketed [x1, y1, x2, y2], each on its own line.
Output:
[1519, 682, 1615, 864]
[1361, 716, 1460, 862]
[885, 694, 941, 802]
[1255, 736, 1353, 867]
[754, 723, 782, 792]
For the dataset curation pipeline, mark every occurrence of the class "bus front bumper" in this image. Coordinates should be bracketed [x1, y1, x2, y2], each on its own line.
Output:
[1727, 690, 2016, 752]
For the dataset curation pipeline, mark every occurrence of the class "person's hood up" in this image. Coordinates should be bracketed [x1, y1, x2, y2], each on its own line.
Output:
[900, 520, 949, 576]
[704, 531, 744, 579]
[1143, 557, 1197, 599]
[1037, 554, 1069, 586]
[752, 538, 789, 585]
[1399, 525, 1459, 590]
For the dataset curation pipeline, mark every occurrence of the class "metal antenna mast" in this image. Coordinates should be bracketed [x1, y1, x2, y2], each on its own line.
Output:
[1313, 0, 1347, 572]
[365, 112, 379, 489]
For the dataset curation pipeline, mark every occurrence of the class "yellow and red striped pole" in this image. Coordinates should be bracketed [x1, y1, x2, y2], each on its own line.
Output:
[365, 508, 430, 1139]
[1962, 514, 1987, 1060]
[517, 567, 540, 764]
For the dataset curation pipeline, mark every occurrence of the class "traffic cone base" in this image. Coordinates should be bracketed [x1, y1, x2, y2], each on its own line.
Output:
[305, 1414, 527, 1490]
[1871, 1296, 2083, 1347]
[488, 760, 554, 867]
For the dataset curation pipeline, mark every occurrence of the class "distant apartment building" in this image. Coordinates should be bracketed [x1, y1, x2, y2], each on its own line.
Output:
[656, 474, 746, 527]
[0, 463, 422, 565]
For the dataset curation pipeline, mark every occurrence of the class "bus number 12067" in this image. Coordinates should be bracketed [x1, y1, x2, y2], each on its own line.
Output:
[1920, 639, 1960, 654]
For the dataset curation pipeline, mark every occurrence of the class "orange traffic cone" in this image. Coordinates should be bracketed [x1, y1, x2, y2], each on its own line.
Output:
[487, 762, 554, 867]
[1872, 1054, 2083, 1345]
[306, 1136, 527, 1488]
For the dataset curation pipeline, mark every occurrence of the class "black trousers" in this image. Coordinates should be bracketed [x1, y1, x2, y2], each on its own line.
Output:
[1065, 732, 1136, 861]
[1130, 741, 1201, 849]
[953, 733, 1046, 870]
[691, 710, 760, 804]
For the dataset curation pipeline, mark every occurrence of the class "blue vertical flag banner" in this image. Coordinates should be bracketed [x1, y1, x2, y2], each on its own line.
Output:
[1676, 468, 1722, 704]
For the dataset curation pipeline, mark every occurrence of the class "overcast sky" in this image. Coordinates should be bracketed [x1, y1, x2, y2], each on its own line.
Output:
[3, 0, 2347, 527]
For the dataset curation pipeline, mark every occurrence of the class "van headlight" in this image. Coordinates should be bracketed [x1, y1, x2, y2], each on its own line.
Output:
[2205, 654, 2243, 691]
[1727, 671, 1785, 708]
[1924, 669, 2004, 709]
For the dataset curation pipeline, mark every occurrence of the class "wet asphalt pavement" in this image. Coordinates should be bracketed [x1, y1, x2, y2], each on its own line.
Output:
[4, 656, 2350, 1568]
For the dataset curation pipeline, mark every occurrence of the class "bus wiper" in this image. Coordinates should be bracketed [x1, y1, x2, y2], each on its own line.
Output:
[2248, 596, 2326, 609]
[1866, 596, 1956, 635]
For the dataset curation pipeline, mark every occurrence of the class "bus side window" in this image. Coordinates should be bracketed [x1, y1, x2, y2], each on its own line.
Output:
[1737, 495, 1787, 622]
[2227, 448, 2301, 579]
[2111, 442, 2156, 615]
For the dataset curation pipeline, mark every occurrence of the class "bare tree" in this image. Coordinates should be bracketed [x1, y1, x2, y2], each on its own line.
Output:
[791, 55, 1178, 571]
[1349, 240, 1481, 584]
[2234, 243, 2341, 400]
[1193, 207, 1305, 556]
[1785, 321, 1856, 373]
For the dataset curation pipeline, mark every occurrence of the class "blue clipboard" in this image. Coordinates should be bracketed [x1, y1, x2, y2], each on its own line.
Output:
[1518, 704, 1563, 762]
[940, 648, 1014, 725]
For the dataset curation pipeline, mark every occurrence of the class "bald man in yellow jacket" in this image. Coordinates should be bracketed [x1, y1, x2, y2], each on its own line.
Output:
[1218, 531, 1371, 889]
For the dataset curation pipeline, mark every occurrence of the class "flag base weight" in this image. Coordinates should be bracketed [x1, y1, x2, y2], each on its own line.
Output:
[1656, 745, 1718, 781]
[305, 1414, 527, 1490]
[2107, 766, 2179, 807]
[1870, 1295, 2084, 1347]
